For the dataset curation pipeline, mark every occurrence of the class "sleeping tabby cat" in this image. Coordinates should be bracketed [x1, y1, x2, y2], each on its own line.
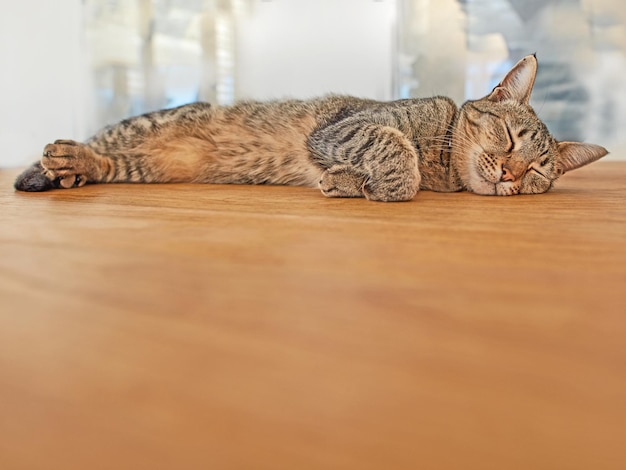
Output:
[14, 55, 607, 201]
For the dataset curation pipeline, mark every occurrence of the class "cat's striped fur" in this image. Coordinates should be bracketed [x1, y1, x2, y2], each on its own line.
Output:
[15, 55, 608, 201]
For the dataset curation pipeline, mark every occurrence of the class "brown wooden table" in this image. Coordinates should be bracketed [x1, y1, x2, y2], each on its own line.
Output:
[1, 162, 625, 469]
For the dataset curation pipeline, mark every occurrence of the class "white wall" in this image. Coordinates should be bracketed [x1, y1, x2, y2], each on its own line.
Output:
[0, 0, 84, 167]
[236, 0, 396, 101]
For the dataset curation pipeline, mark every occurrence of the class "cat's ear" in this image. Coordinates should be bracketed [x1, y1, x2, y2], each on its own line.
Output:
[487, 54, 538, 104]
[555, 142, 609, 175]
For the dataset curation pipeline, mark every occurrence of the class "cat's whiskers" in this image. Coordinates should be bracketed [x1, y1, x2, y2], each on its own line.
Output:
[428, 135, 476, 158]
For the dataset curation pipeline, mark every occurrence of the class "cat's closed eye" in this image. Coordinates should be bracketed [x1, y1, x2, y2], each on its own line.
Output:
[527, 164, 550, 180]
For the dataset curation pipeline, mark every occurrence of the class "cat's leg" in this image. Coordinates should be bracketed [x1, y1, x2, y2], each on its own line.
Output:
[311, 123, 421, 202]
[15, 137, 159, 192]
[14, 103, 214, 192]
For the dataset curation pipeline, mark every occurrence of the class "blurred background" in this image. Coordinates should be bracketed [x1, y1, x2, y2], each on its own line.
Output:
[1, 0, 624, 167]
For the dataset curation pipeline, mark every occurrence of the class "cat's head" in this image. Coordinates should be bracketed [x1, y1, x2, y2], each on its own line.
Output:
[453, 54, 608, 196]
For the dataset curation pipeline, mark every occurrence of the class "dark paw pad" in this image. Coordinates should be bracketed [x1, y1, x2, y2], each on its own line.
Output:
[14, 162, 57, 192]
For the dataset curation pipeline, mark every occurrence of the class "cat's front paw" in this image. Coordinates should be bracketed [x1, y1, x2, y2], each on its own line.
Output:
[319, 165, 365, 198]
[40, 140, 90, 188]
[362, 176, 420, 202]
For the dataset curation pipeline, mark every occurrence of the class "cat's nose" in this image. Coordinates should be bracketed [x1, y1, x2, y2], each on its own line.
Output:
[501, 166, 516, 182]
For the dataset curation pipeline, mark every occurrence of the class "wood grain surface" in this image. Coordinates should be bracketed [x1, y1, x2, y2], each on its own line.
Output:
[1, 162, 625, 469]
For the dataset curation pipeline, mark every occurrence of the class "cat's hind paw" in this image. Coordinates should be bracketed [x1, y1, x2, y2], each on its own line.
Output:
[14, 161, 86, 192]
[42, 140, 86, 176]
[40, 139, 91, 188]
[15, 139, 90, 192]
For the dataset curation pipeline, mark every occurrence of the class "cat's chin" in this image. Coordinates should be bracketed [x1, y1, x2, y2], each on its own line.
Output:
[468, 181, 496, 196]
[495, 183, 522, 196]
[467, 176, 522, 196]
[464, 171, 497, 195]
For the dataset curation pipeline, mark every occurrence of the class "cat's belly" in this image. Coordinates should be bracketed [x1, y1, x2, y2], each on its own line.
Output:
[185, 104, 325, 187]
[197, 135, 323, 187]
